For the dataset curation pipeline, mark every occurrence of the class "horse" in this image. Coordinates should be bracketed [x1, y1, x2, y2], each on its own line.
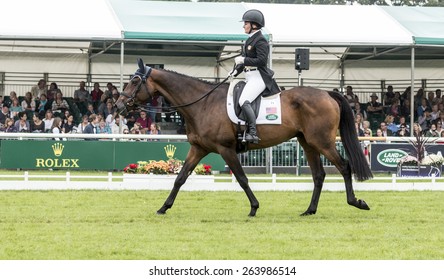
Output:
[115, 58, 372, 217]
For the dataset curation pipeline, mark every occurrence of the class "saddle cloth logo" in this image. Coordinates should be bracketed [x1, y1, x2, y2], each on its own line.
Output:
[226, 80, 282, 125]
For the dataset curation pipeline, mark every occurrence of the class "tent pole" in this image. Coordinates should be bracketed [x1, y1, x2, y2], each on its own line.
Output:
[410, 46, 415, 136]
[119, 40, 125, 135]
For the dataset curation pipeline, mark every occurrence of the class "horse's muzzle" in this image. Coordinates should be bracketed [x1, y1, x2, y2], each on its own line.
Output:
[115, 101, 128, 117]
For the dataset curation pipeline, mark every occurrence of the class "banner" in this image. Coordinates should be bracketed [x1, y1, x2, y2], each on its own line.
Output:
[0, 140, 225, 171]
[370, 142, 444, 172]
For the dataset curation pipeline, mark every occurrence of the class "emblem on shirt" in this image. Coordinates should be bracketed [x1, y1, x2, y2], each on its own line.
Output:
[247, 45, 252, 51]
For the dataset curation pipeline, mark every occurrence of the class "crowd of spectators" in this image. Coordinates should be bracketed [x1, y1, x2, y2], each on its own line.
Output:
[348, 84, 444, 138]
[0, 79, 179, 138]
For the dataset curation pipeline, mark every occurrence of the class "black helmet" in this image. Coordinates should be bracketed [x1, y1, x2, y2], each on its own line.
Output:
[241, 9, 265, 28]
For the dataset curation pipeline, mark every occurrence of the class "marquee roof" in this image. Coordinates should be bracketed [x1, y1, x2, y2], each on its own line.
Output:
[1, 1, 444, 60]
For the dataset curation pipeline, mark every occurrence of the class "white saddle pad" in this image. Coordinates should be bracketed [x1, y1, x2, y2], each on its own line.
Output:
[226, 79, 282, 125]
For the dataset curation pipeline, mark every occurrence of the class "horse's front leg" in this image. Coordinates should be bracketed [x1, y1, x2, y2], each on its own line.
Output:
[157, 145, 208, 215]
[219, 148, 259, 217]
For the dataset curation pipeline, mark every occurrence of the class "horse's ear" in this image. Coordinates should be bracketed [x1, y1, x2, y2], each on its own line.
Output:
[137, 58, 145, 73]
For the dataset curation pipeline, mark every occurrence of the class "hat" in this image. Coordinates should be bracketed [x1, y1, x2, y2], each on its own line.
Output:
[370, 93, 378, 99]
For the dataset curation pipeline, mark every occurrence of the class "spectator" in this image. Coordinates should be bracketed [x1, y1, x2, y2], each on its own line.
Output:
[98, 83, 113, 114]
[375, 128, 383, 137]
[149, 122, 161, 135]
[362, 120, 372, 136]
[14, 111, 30, 132]
[397, 124, 409, 137]
[433, 89, 442, 106]
[4, 91, 17, 108]
[385, 115, 398, 135]
[379, 122, 392, 137]
[62, 113, 76, 134]
[111, 87, 120, 104]
[52, 92, 70, 117]
[73, 81, 90, 115]
[345, 85, 358, 110]
[1, 118, 17, 133]
[354, 102, 367, 120]
[383, 85, 396, 107]
[90, 82, 103, 111]
[397, 116, 410, 132]
[102, 100, 116, 121]
[130, 122, 142, 135]
[51, 117, 63, 140]
[355, 121, 364, 137]
[426, 90, 434, 108]
[389, 98, 400, 119]
[21, 91, 36, 113]
[366, 93, 383, 116]
[43, 109, 55, 132]
[435, 120, 443, 136]
[355, 113, 364, 130]
[37, 93, 48, 117]
[399, 98, 411, 120]
[9, 98, 23, 120]
[413, 88, 425, 113]
[149, 95, 164, 122]
[76, 115, 90, 134]
[430, 104, 440, 121]
[135, 111, 151, 134]
[86, 103, 96, 117]
[111, 115, 128, 134]
[30, 79, 47, 101]
[97, 118, 111, 134]
[0, 105, 10, 125]
[412, 122, 423, 137]
[30, 112, 45, 133]
[84, 114, 99, 134]
[426, 123, 439, 137]
[418, 108, 432, 133]
[46, 82, 61, 102]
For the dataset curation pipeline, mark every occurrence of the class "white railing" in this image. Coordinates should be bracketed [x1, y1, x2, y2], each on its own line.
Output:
[0, 172, 443, 191]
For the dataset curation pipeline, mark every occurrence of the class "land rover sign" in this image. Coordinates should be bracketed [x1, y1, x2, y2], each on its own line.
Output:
[377, 149, 408, 167]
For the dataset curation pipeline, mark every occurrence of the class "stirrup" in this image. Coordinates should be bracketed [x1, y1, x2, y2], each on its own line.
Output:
[244, 133, 260, 144]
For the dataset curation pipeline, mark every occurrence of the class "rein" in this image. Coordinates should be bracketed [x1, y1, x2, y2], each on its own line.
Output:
[125, 75, 229, 112]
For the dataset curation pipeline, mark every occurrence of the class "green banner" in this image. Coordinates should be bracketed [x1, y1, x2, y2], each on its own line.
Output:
[0, 140, 225, 171]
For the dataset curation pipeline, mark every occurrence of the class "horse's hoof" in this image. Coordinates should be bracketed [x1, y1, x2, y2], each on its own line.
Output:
[248, 208, 258, 217]
[156, 210, 166, 215]
[300, 210, 316, 216]
[357, 199, 370, 210]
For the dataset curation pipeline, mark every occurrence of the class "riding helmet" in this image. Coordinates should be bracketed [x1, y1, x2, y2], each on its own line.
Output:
[241, 9, 265, 28]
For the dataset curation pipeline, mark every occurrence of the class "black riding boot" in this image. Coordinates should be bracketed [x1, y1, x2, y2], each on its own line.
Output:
[241, 101, 260, 144]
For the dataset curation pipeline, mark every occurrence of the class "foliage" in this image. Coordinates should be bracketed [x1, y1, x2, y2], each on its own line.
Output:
[1, 191, 444, 259]
[398, 134, 444, 167]
[193, 163, 212, 175]
[123, 159, 183, 175]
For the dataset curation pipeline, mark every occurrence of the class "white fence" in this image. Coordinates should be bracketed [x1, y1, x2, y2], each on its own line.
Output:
[0, 172, 443, 191]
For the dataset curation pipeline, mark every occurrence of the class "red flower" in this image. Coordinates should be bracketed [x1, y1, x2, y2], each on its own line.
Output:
[129, 163, 138, 169]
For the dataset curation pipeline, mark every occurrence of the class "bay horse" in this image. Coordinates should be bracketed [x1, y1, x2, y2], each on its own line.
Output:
[116, 58, 372, 217]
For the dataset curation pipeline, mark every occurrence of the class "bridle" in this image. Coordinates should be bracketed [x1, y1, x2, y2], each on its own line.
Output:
[118, 67, 229, 114]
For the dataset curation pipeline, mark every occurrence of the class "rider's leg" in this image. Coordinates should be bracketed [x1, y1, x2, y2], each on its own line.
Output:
[239, 71, 265, 143]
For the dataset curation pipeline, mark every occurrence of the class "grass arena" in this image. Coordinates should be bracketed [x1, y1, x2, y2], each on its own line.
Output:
[0, 174, 443, 260]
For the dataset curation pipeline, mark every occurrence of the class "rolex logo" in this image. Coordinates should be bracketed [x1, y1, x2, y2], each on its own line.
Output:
[52, 143, 64, 157]
[164, 144, 176, 159]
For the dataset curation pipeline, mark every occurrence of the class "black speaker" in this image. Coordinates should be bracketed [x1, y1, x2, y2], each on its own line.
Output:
[295, 48, 309, 70]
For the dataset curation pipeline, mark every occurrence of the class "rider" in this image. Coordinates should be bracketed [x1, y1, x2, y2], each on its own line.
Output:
[231, 9, 280, 144]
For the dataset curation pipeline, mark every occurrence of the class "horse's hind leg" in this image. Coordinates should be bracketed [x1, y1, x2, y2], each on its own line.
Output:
[321, 146, 370, 211]
[299, 139, 326, 216]
[219, 147, 259, 217]
[157, 145, 208, 215]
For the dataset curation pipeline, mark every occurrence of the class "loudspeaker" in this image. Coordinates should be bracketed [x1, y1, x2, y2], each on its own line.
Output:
[295, 48, 309, 70]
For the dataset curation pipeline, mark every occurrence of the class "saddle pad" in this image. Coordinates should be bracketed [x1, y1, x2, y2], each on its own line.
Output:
[226, 79, 282, 125]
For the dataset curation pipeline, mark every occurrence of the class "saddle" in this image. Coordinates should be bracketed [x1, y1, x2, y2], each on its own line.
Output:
[232, 81, 261, 121]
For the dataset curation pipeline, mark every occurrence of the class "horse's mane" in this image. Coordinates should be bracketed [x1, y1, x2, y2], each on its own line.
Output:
[161, 68, 229, 87]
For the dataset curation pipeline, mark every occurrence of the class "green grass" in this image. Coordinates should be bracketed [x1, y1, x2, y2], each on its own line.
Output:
[0, 190, 443, 260]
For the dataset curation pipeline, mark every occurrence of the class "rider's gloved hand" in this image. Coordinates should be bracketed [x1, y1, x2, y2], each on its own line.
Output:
[235, 56, 245, 66]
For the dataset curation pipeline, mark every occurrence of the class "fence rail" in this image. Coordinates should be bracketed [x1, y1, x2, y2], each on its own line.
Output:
[0, 171, 443, 191]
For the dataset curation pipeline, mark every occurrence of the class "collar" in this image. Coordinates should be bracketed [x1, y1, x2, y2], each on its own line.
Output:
[248, 30, 261, 38]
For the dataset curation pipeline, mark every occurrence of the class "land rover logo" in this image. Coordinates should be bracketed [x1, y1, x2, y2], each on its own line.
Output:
[377, 149, 408, 167]
[266, 114, 278, 120]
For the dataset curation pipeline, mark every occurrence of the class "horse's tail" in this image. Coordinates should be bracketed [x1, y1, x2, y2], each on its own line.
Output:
[328, 91, 373, 181]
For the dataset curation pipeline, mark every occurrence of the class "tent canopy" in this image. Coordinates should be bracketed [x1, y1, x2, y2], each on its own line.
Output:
[1, 1, 444, 60]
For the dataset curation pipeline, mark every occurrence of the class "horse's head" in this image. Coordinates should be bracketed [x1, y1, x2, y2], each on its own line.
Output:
[115, 58, 154, 116]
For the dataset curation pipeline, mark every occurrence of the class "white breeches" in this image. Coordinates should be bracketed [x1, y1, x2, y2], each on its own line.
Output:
[239, 70, 266, 106]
